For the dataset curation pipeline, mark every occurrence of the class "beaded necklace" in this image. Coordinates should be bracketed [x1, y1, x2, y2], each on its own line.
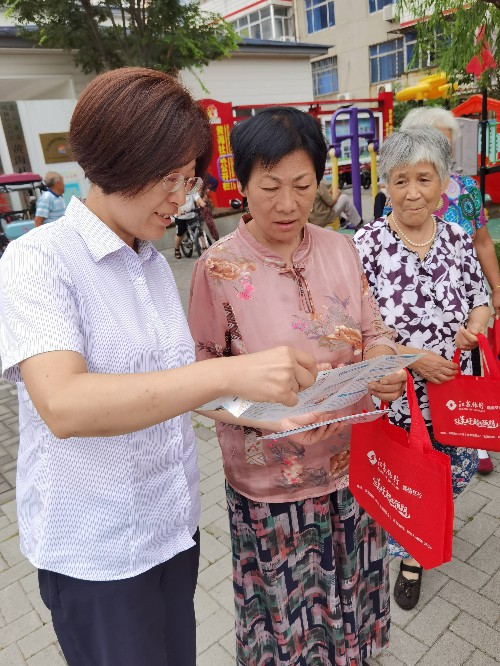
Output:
[390, 212, 437, 248]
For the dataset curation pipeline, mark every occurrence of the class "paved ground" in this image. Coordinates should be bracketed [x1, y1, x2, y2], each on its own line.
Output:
[0, 192, 499, 665]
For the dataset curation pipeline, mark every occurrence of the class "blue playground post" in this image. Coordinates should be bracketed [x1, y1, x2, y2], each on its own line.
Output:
[330, 107, 378, 217]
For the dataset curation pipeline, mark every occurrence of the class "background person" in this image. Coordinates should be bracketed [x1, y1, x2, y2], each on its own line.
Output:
[189, 106, 406, 666]
[309, 179, 363, 230]
[199, 172, 220, 241]
[173, 188, 206, 258]
[34, 171, 66, 226]
[400, 106, 500, 475]
[373, 179, 387, 219]
[354, 127, 490, 611]
[0, 68, 319, 666]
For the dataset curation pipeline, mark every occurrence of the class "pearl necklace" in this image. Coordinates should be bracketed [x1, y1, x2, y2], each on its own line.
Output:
[390, 212, 437, 248]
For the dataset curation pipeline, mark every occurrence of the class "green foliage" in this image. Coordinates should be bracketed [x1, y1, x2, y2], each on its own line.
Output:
[396, 0, 500, 98]
[0, 0, 240, 75]
[393, 99, 453, 129]
[393, 100, 419, 129]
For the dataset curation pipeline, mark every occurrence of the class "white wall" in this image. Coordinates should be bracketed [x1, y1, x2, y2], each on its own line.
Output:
[181, 55, 315, 105]
[200, 0, 293, 19]
[0, 50, 93, 99]
[199, 0, 248, 14]
[16, 100, 88, 200]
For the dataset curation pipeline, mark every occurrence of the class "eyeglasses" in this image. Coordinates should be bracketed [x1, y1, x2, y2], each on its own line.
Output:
[162, 173, 203, 195]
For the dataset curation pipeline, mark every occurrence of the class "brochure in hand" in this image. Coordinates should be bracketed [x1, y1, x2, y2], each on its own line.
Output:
[256, 408, 390, 441]
[198, 353, 420, 420]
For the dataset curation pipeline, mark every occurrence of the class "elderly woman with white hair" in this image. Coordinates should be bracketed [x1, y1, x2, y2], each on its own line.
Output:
[354, 127, 490, 611]
[393, 106, 500, 475]
[400, 107, 500, 318]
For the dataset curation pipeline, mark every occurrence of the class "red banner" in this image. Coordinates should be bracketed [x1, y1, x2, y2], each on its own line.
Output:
[198, 99, 239, 208]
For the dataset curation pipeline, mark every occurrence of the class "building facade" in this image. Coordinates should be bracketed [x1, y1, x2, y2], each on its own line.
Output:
[0, 8, 327, 196]
[199, 0, 427, 101]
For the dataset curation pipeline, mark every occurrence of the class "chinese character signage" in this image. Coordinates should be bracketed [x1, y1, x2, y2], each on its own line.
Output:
[0, 102, 32, 173]
[198, 99, 239, 208]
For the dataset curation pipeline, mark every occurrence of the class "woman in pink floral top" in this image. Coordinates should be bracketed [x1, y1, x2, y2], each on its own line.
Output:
[188, 108, 406, 666]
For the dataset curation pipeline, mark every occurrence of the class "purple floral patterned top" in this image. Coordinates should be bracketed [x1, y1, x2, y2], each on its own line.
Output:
[189, 218, 397, 503]
[354, 216, 489, 428]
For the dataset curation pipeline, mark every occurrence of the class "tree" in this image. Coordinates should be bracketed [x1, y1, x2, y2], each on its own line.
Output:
[397, 0, 500, 98]
[0, 0, 240, 76]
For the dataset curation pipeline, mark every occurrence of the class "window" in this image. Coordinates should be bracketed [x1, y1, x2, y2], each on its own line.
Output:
[369, 33, 424, 82]
[312, 56, 338, 96]
[368, 0, 394, 13]
[369, 38, 404, 83]
[232, 5, 294, 41]
[405, 30, 418, 71]
[306, 0, 335, 34]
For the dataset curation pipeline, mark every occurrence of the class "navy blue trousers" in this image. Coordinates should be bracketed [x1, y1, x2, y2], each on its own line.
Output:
[39, 531, 200, 666]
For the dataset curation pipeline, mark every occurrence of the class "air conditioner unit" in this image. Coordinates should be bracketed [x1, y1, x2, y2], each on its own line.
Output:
[382, 4, 396, 21]
[338, 93, 352, 101]
[279, 35, 296, 42]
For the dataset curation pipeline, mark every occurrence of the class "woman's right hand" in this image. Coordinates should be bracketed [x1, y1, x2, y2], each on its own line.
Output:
[411, 350, 458, 384]
[227, 346, 318, 406]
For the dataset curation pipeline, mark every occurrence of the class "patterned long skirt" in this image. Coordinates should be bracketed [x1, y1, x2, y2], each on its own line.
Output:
[388, 427, 478, 559]
[227, 484, 390, 665]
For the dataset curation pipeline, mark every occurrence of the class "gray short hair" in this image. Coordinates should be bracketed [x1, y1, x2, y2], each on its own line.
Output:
[400, 107, 459, 142]
[379, 127, 452, 183]
[43, 171, 63, 188]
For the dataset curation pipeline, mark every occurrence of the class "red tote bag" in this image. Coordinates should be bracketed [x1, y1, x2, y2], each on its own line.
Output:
[488, 319, 500, 360]
[349, 370, 454, 570]
[428, 334, 500, 451]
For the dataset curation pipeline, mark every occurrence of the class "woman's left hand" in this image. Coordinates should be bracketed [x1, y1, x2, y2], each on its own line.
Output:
[455, 323, 483, 351]
[367, 368, 406, 402]
[493, 289, 500, 320]
[277, 411, 344, 446]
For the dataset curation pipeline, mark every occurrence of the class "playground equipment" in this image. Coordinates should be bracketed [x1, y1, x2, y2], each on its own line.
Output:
[395, 72, 458, 103]
[330, 108, 378, 217]
[452, 93, 500, 205]
[200, 93, 393, 209]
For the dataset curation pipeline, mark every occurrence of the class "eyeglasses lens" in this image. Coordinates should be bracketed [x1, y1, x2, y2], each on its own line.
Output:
[163, 174, 202, 194]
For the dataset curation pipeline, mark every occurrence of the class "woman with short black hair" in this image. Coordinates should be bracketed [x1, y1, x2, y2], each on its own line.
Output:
[189, 106, 407, 665]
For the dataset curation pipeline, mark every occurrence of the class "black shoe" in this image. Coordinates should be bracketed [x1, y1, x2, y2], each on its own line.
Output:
[394, 560, 423, 610]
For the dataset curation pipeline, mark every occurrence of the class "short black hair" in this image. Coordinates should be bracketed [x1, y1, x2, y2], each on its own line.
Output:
[230, 107, 327, 188]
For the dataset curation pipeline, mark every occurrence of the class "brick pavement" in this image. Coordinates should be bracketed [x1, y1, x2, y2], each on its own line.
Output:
[0, 232, 499, 664]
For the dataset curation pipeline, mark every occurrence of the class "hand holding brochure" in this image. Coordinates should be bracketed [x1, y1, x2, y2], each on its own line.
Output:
[257, 408, 390, 441]
[198, 353, 420, 420]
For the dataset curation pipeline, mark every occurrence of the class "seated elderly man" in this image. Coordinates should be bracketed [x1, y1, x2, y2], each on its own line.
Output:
[34, 172, 66, 227]
[309, 180, 363, 230]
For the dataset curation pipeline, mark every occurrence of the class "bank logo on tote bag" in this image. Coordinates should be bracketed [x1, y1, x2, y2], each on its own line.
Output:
[428, 334, 500, 450]
[350, 371, 454, 570]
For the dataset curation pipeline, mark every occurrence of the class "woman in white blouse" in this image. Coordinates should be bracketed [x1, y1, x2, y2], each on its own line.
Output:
[0, 68, 321, 666]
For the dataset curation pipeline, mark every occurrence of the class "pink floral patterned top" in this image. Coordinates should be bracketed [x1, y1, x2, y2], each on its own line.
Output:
[188, 218, 397, 503]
